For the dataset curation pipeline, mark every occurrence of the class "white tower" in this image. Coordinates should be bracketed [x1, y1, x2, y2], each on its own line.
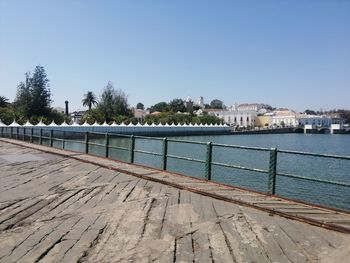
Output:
[197, 96, 204, 108]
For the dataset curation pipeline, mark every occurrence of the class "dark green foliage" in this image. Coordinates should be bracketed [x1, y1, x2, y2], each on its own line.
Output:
[145, 112, 191, 125]
[210, 99, 223, 109]
[30, 66, 51, 116]
[145, 112, 222, 125]
[0, 96, 9, 108]
[150, 102, 169, 113]
[112, 115, 130, 124]
[0, 107, 15, 125]
[14, 75, 32, 118]
[204, 103, 211, 109]
[136, 102, 144, 110]
[5, 66, 68, 125]
[97, 82, 132, 122]
[80, 109, 105, 124]
[304, 109, 317, 115]
[14, 66, 51, 117]
[29, 111, 70, 125]
[169, 98, 186, 113]
[82, 91, 98, 111]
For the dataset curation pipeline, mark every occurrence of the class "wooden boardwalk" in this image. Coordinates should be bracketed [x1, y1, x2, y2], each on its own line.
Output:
[0, 139, 349, 262]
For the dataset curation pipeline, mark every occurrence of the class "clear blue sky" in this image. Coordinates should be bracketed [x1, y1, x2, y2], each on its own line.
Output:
[1, 0, 349, 112]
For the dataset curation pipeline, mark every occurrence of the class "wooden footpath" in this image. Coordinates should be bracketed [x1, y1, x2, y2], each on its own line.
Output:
[0, 138, 349, 262]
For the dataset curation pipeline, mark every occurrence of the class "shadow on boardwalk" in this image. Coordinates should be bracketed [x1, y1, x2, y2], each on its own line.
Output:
[0, 140, 349, 262]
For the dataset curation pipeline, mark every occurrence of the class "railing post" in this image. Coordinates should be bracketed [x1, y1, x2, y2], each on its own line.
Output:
[162, 137, 168, 170]
[10, 127, 13, 139]
[85, 132, 89, 154]
[50, 129, 53, 147]
[30, 128, 33, 143]
[205, 142, 212, 180]
[130, 135, 135, 163]
[105, 133, 109, 158]
[0, 126, 3, 137]
[268, 148, 278, 195]
[62, 131, 66, 149]
[39, 128, 43, 144]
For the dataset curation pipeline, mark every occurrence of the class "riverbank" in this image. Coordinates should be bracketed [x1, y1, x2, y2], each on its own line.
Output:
[231, 127, 350, 135]
[232, 127, 302, 135]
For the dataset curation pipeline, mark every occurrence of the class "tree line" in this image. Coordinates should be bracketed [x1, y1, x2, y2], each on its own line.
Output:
[0, 65, 223, 125]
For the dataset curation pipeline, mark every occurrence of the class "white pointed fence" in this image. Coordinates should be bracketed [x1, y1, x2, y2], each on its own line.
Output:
[0, 120, 230, 136]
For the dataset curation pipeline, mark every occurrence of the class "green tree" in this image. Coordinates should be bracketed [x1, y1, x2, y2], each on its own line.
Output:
[304, 109, 317, 115]
[82, 91, 98, 111]
[0, 96, 9, 108]
[204, 104, 211, 109]
[98, 82, 114, 120]
[210, 99, 223, 109]
[169, 98, 186, 112]
[136, 102, 144, 110]
[14, 66, 51, 117]
[97, 81, 132, 122]
[144, 111, 222, 125]
[0, 107, 15, 125]
[150, 102, 169, 113]
[30, 66, 51, 116]
[80, 108, 105, 124]
[14, 73, 32, 117]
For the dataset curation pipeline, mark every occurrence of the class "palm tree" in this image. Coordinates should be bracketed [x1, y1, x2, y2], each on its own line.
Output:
[82, 91, 97, 111]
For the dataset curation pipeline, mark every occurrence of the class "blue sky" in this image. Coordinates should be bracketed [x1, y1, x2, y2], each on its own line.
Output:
[0, 0, 349, 112]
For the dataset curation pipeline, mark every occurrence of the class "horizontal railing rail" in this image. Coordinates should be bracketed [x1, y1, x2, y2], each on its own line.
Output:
[211, 161, 269, 174]
[212, 142, 271, 152]
[278, 149, 350, 160]
[1, 126, 349, 210]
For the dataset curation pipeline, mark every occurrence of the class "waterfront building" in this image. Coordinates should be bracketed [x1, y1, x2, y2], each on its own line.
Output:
[237, 103, 262, 111]
[326, 113, 345, 125]
[133, 109, 148, 122]
[272, 110, 300, 127]
[207, 108, 257, 127]
[298, 115, 332, 127]
[255, 115, 272, 128]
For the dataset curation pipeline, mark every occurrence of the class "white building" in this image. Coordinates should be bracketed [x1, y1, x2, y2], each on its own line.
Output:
[298, 115, 332, 127]
[272, 110, 299, 127]
[196, 96, 204, 108]
[208, 109, 257, 127]
[237, 103, 263, 111]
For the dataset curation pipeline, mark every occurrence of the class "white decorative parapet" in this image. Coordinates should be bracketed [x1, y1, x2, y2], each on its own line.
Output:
[23, 121, 34, 126]
[0, 120, 231, 135]
[9, 120, 21, 127]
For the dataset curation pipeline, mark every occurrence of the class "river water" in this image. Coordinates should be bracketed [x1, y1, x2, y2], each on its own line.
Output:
[52, 133, 350, 211]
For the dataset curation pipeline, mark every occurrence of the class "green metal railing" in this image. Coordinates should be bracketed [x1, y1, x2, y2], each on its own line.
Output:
[1, 126, 350, 207]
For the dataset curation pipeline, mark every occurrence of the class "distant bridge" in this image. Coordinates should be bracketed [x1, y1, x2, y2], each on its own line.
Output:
[303, 125, 350, 134]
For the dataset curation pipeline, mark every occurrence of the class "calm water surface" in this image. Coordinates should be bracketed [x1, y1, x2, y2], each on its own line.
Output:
[53, 133, 350, 211]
